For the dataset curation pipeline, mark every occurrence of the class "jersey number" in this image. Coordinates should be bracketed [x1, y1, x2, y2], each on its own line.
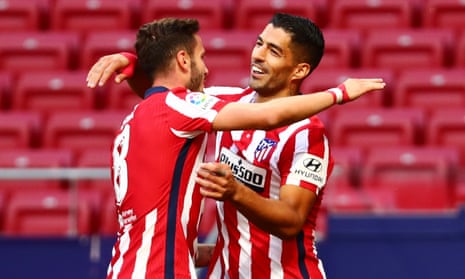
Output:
[112, 112, 134, 205]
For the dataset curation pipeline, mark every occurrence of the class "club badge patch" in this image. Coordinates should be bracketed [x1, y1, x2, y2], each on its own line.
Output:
[290, 153, 327, 189]
[254, 138, 277, 162]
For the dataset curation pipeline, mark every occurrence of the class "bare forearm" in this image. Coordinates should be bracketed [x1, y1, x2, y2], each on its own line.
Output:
[230, 185, 304, 239]
[213, 78, 385, 131]
[213, 91, 334, 131]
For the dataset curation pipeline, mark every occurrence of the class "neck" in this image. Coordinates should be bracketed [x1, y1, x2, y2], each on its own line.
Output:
[255, 86, 300, 103]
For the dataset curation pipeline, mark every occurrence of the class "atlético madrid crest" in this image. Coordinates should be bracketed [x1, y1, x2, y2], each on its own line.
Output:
[254, 138, 277, 161]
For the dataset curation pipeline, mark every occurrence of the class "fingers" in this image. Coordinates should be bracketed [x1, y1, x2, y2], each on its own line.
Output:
[198, 162, 229, 177]
[86, 57, 112, 88]
[196, 163, 231, 199]
[196, 174, 223, 199]
[86, 54, 129, 88]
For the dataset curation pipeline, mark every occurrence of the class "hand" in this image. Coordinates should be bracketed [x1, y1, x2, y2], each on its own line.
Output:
[341, 78, 386, 103]
[86, 53, 130, 88]
[195, 162, 239, 201]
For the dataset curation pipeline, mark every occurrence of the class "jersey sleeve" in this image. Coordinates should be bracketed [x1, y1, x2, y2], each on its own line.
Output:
[279, 117, 334, 195]
[204, 86, 254, 102]
[165, 88, 230, 134]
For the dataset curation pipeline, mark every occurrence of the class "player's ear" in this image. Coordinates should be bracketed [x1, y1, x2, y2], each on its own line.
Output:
[176, 50, 190, 72]
[291, 63, 310, 81]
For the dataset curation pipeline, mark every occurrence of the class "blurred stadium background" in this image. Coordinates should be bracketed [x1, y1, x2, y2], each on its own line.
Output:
[0, 0, 464, 278]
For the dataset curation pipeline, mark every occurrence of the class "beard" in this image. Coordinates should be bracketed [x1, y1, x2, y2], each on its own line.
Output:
[187, 60, 204, 92]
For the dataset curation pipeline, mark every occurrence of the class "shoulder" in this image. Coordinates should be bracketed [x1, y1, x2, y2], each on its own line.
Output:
[204, 86, 254, 102]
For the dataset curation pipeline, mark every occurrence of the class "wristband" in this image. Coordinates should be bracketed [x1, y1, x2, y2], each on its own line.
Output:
[327, 83, 350, 104]
[118, 52, 137, 78]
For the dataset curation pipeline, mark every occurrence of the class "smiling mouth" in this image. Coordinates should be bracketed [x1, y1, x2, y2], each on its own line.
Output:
[252, 65, 265, 75]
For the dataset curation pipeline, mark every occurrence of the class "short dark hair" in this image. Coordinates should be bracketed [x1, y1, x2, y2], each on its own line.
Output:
[135, 18, 200, 81]
[269, 13, 324, 74]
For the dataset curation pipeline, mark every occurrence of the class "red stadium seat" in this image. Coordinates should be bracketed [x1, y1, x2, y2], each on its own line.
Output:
[423, 0, 465, 35]
[106, 81, 141, 111]
[0, 0, 42, 31]
[12, 71, 95, 118]
[74, 148, 112, 233]
[317, 29, 362, 69]
[0, 71, 13, 109]
[360, 147, 459, 211]
[455, 181, 465, 208]
[361, 29, 454, 73]
[328, 146, 364, 189]
[3, 189, 92, 236]
[80, 31, 135, 70]
[426, 109, 465, 167]
[0, 189, 5, 231]
[0, 32, 80, 76]
[393, 69, 465, 114]
[329, 0, 414, 34]
[329, 108, 426, 151]
[75, 148, 112, 200]
[0, 149, 74, 198]
[323, 147, 374, 213]
[322, 185, 374, 213]
[0, 111, 42, 149]
[99, 195, 119, 235]
[43, 111, 126, 158]
[322, 147, 369, 213]
[302, 68, 394, 110]
[141, 0, 225, 30]
[50, 0, 133, 37]
[234, 0, 319, 31]
[200, 30, 257, 75]
[456, 32, 465, 68]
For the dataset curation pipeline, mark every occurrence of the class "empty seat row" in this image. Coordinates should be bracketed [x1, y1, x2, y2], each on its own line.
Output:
[1, 28, 465, 79]
[0, 147, 117, 236]
[0, 144, 462, 236]
[325, 108, 465, 167]
[1, 0, 464, 34]
[324, 146, 462, 213]
[2, 107, 465, 167]
[0, 110, 126, 158]
[2, 66, 465, 116]
[0, 187, 118, 236]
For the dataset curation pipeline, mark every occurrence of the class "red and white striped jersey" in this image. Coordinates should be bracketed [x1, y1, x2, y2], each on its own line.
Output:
[207, 89, 334, 279]
[107, 86, 228, 279]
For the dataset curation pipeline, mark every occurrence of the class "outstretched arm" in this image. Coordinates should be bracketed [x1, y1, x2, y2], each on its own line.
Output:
[212, 78, 385, 131]
[86, 53, 386, 131]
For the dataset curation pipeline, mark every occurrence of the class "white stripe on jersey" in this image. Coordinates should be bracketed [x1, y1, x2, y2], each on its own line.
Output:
[218, 201, 231, 276]
[170, 128, 205, 139]
[247, 130, 266, 161]
[132, 209, 157, 279]
[111, 225, 131, 279]
[237, 212, 252, 279]
[204, 86, 245, 96]
[269, 119, 311, 199]
[269, 235, 284, 279]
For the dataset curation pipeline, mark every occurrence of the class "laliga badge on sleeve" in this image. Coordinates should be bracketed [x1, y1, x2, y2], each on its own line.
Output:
[186, 92, 219, 110]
